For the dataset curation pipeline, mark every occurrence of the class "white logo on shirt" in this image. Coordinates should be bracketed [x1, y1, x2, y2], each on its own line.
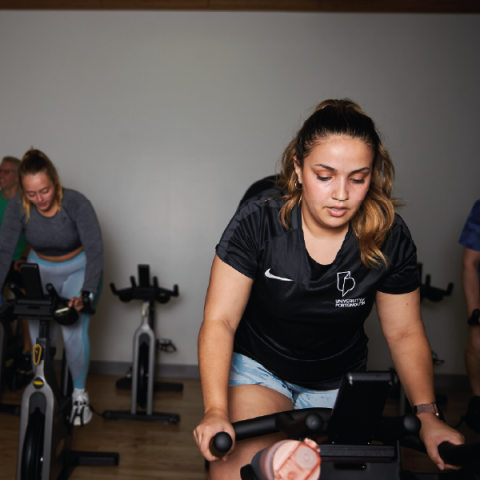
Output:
[335, 298, 366, 308]
[265, 269, 293, 282]
[337, 271, 356, 297]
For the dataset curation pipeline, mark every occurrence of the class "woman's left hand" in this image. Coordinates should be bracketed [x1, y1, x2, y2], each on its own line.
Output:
[418, 413, 465, 471]
[68, 296, 84, 312]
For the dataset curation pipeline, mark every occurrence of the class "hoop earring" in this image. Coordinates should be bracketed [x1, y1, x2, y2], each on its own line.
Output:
[295, 181, 302, 191]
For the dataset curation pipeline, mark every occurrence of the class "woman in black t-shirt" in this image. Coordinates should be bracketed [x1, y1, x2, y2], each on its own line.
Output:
[194, 99, 463, 479]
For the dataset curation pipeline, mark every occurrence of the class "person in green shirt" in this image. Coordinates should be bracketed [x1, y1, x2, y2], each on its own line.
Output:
[0, 156, 32, 375]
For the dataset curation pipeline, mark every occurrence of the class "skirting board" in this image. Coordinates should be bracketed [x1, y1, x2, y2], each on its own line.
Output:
[89, 361, 201, 379]
[54, 360, 469, 387]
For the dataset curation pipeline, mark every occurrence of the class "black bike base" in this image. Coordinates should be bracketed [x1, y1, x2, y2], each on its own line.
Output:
[58, 451, 119, 480]
[115, 377, 183, 393]
[102, 410, 180, 423]
[0, 403, 20, 415]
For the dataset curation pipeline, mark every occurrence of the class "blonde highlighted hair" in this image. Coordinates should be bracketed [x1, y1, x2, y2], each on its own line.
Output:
[276, 99, 401, 268]
[18, 149, 63, 221]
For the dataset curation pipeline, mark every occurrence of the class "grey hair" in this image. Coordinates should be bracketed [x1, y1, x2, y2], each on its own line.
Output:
[2, 156, 21, 170]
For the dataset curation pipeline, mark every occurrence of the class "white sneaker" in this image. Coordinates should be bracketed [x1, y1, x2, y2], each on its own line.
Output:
[70, 389, 93, 426]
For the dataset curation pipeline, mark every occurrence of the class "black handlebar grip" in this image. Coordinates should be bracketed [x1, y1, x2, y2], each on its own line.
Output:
[81, 292, 96, 315]
[375, 414, 421, 441]
[46, 283, 57, 297]
[54, 306, 79, 326]
[276, 412, 323, 439]
[404, 414, 421, 431]
[209, 432, 233, 458]
[304, 412, 323, 433]
[438, 441, 480, 466]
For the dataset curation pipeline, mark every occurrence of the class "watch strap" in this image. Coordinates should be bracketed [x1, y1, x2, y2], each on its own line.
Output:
[413, 402, 439, 417]
[468, 309, 480, 326]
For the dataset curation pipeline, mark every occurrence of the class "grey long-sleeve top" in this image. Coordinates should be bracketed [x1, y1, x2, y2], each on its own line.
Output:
[0, 189, 103, 295]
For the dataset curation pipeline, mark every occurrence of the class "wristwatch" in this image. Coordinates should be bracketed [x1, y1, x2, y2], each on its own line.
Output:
[468, 309, 480, 326]
[413, 402, 440, 417]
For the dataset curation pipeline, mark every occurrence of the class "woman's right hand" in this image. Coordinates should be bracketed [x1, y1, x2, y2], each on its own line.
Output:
[68, 296, 84, 312]
[193, 407, 235, 462]
[13, 258, 26, 272]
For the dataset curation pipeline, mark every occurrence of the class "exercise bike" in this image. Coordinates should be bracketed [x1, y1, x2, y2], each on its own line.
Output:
[0, 275, 35, 415]
[103, 264, 181, 423]
[210, 372, 480, 480]
[0, 305, 22, 415]
[0, 263, 119, 480]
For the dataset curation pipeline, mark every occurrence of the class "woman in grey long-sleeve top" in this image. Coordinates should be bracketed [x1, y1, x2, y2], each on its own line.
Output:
[0, 148, 103, 426]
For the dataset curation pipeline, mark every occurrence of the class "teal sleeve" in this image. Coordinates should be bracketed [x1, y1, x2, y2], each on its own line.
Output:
[0, 196, 23, 287]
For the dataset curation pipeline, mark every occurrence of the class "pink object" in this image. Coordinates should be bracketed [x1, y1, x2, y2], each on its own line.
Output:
[257, 438, 321, 480]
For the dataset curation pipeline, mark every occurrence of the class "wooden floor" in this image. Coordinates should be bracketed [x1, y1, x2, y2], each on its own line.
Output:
[0, 375, 208, 480]
[0, 376, 479, 479]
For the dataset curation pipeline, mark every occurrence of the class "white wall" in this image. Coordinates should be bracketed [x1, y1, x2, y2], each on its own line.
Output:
[1, 11, 479, 375]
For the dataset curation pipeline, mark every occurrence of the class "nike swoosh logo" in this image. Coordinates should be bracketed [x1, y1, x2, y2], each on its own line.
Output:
[265, 269, 293, 282]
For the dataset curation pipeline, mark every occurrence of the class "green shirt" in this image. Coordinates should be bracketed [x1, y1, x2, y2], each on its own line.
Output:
[0, 191, 27, 262]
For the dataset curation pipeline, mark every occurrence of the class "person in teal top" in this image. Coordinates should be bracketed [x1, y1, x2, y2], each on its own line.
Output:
[0, 155, 32, 375]
[0, 159, 28, 262]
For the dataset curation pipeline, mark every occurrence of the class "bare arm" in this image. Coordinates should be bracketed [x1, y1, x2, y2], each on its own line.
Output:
[194, 255, 253, 461]
[461, 247, 480, 316]
[376, 289, 464, 470]
[377, 289, 434, 406]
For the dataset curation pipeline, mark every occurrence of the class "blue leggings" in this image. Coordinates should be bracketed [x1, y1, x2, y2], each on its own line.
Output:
[27, 250, 102, 389]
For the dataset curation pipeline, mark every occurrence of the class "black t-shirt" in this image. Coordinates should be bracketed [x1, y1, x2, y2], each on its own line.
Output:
[216, 188, 420, 390]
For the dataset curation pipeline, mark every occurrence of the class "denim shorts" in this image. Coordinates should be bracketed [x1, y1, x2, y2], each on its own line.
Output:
[229, 353, 338, 409]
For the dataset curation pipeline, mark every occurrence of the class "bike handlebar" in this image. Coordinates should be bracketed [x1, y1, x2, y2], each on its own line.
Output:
[110, 279, 179, 304]
[81, 291, 95, 315]
[374, 414, 421, 442]
[0, 283, 92, 326]
[210, 426, 480, 468]
[209, 432, 233, 458]
[210, 408, 419, 448]
[209, 409, 424, 460]
[438, 441, 480, 467]
[209, 409, 331, 458]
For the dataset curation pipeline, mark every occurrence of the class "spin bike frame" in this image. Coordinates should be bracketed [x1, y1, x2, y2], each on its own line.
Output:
[0, 313, 21, 415]
[2, 263, 119, 480]
[104, 264, 181, 422]
[129, 300, 157, 416]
